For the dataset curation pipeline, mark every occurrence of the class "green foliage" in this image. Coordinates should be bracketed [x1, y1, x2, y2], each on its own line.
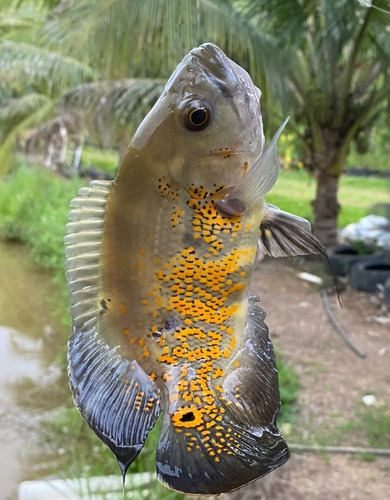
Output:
[80, 146, 118, 174]
[347, 126, 390, 172]
[276, 350, 300, 425]
[267, 169, 390, 228]
[42, 0, 277, 88]
[0, 159, 83, 275]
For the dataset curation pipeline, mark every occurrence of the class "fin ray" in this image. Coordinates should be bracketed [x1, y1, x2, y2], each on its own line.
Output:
[259, 205, 327, 258]
[69, 331, 161, 474]
[155, 298, 289, 495]
[65, 179, 161, 475]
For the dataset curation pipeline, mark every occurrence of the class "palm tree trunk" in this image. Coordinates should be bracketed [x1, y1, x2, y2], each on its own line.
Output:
[312, 170, 341, 247]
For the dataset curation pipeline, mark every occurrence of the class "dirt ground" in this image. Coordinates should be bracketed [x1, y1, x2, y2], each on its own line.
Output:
[221, 257, 390, 500]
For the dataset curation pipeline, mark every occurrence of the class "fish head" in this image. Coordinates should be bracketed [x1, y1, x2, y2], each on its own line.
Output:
[131, 43, 264, 194]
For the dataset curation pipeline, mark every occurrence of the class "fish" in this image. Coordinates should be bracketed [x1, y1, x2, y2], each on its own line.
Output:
[64, 43, 326, 495]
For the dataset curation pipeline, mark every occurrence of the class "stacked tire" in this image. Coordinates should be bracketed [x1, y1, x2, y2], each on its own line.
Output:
[349, 260, 390, 293]
[328, 245, 390, 294]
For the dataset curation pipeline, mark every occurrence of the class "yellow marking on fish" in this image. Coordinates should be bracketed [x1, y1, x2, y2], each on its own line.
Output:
[171, 208, 184, 227]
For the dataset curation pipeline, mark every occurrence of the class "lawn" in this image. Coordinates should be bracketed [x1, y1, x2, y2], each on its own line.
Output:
[267, 169, 390, 228]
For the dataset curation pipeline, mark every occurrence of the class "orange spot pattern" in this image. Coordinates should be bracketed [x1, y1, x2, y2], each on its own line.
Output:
[149, 183, 257, 460]
[115, 182, 257, 460]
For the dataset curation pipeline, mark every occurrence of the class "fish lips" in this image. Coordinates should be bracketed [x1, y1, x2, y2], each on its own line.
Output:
[189, 43, 238, 97]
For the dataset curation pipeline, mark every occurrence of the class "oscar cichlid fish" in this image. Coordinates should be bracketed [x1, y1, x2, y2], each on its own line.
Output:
[65, 43, 326, 495]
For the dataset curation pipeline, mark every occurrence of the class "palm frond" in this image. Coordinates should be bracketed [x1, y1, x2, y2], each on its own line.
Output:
[42, 0, 281, 103]
[0, 15, 35, 36]
[0, 93, 51, 136]
[0, 100, 55, 175]
[0, 40, 98, 96]
[60, 79, 165, 148]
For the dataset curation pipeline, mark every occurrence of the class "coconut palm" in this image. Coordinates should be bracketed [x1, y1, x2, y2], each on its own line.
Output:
[2, 0, 390, 245]
[0, 1, 97, 171]
[0, 0, 278, 173]
[237, 0, 390, 245]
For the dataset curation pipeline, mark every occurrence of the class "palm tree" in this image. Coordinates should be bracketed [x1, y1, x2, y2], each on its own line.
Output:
[238, 0, 390, 245]
[0, 0, 278, 171]
[2, 0, 390, 245]
[0, 0, 97, 172]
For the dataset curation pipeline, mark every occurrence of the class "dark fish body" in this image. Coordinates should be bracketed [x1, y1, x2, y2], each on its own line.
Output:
[65, 43, 325, 495]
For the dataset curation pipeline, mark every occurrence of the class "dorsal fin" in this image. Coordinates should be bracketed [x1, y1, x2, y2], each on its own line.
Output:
[64, 180, 112, 332]
[64, 180, 161, 478]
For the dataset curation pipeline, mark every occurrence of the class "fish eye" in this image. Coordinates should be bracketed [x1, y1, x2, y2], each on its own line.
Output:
[182, 100, 212, 131]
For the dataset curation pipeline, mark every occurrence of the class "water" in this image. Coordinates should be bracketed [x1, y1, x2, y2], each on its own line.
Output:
[0, 241, 67, 500]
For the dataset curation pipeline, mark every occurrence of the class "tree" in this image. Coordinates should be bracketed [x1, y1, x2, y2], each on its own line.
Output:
[0, 0, 279, 171]
[0, 0, 97, 172]
[239, 0, 390, 245]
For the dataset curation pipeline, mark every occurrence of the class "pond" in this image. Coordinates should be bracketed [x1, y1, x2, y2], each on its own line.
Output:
[0, 240, 68, 500]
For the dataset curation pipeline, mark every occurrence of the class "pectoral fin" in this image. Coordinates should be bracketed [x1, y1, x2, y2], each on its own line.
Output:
[215, 117, 289, 216]
[258, 205, 327, 258]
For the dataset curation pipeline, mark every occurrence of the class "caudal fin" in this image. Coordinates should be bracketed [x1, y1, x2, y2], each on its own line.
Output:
[155, 298, 289, 495]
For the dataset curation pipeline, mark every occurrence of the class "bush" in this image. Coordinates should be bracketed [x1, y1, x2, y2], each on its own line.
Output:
[0, 160, 83, 274]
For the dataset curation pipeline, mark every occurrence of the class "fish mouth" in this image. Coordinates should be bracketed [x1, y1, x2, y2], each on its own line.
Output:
[190, 43, 238, 95]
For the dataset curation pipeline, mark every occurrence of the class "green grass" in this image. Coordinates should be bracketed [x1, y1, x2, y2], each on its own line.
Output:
[276, 347, 300, 425]
[293, 402, 390, 453]
[81, 145, 118, 174]
[267, 169, 390, 228]
[344, 404, 390, 449]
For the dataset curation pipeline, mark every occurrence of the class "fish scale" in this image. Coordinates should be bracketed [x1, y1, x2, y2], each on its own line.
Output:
[65, 43, 327, 495]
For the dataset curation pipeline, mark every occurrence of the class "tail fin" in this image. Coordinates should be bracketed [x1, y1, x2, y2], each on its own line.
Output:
[155, 298, 289, 495]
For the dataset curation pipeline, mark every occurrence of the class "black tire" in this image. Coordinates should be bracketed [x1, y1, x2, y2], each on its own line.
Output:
[349, 260, 390, 292]
[327, 245, 379, 276]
